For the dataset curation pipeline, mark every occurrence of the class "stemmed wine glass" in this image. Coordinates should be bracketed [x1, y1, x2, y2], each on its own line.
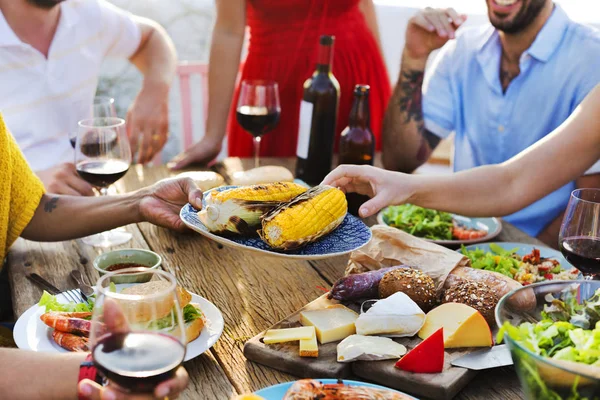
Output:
[75, 117, 132, 247]
[236, 80, 281, 168]
[559, 189, 600, 280]
[90, 268, 186, 393]
[69, 96, 117, 148]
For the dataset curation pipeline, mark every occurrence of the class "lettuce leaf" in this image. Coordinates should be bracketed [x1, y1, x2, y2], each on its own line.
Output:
[183, 304, 204, 322]
[38, 291, 94, 313]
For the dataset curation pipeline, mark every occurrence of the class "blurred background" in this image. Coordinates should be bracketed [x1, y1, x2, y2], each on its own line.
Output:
[101, 0, 600, 163]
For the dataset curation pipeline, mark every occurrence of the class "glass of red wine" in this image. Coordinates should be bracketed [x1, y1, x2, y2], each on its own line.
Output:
[90, 268, 186, 393]
[75, 117, 132, 247]
[69, 97, 117, 149]
[559, 189, 600, 280]
[236, 80, 281, 168]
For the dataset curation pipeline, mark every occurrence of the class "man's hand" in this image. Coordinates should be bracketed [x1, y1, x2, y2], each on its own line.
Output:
[37, 163, 95, 196]
[323, 165, 415, 218]
[127, 83, 170, 165]
[167, 135, 223, 170]
[405, 8, 466, 60]
[137, 177, 204, 231]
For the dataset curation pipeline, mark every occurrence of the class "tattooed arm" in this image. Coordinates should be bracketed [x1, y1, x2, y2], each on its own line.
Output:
[20, 178, 203, 242]
[382, 53, 441, 172]
[382, 8, 466, 172]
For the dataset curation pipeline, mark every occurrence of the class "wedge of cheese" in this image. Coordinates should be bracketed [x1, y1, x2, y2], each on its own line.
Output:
[355, 292, 425, 337]
[299, 332, 319, 358]
[300, 305, 359, 344]
[263, 326, 316, 344]
[418, 303, 493, 348]
[337, 335, 407, 363]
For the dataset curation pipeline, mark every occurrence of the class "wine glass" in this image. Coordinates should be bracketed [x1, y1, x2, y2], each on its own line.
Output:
[90, 268, 186, 393]
[75, 117, 132, 247]
[559, 189, 600, 280]
[236, 80, 281, 168]
[69, 96, 117, 148]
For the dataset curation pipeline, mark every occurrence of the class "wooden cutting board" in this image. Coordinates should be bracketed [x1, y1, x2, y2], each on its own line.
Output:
[244, 294, 480, 400]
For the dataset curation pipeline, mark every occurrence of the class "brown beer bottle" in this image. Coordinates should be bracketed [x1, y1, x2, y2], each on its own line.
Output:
[338, 85, 375, 216]
[295, 35, 340, 186]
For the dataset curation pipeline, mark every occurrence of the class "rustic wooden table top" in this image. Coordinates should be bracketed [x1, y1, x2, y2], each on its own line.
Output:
[6, 157, 536, 400]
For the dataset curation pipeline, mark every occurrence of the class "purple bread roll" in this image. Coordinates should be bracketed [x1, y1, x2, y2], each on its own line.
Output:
[328, 265, 409, 301]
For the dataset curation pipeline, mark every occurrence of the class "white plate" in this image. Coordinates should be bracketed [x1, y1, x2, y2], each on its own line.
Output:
[377, 208, 502, 246]
[13, 288, 224, 362]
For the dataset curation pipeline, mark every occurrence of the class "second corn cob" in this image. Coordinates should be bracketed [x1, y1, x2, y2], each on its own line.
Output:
[259, 185, 348, 250]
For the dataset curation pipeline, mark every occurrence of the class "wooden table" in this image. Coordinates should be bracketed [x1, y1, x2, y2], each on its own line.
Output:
[6, 157, 535, 400]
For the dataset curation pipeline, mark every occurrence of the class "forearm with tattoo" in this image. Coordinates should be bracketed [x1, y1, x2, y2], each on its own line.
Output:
[382, 55, 440, 172]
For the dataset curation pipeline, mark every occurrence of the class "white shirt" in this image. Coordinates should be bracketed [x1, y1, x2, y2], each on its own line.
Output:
[0, 0, 141, 171]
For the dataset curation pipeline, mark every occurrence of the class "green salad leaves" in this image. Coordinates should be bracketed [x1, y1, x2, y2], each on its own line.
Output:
[382, 204, 453, 240]
[499, 288, 600, 365]
[461, 243, 521, 278]
[38, 290, 95, 313]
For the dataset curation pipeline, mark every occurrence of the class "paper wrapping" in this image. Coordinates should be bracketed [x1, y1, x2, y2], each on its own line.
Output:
[345, 225, 469, 294]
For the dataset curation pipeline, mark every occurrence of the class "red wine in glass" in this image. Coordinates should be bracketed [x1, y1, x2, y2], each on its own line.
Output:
[93, 331, 185, 392]
[236, 106, 280, 137]
[560, 237, 600, 279]
[76, 159, 130, 188]
[559, 189, 600, 280]
[236, 80, 280, 168]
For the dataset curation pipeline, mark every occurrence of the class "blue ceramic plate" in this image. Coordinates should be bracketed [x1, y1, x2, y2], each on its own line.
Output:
[376, 208, 502, 246]
[460, 242, 576, 272]
[179, 186, 372, 260]
[254, 379, 417, 399]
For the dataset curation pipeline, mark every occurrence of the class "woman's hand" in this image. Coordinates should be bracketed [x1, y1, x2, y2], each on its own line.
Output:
[79, 368, 189, 400]
[167, 136, 223, 170]
[137, 177, 204, 232]
[78, 299, 189, 400]
[323, 165, 415, 218]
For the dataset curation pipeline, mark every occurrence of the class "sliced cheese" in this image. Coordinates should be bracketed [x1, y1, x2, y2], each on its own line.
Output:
[418, 303, 492, 348]
[300, 305, 358, 344]
[263, 326, 316, 344]
[299, 332, 319, 358]
[337, 335, 406, 363]
[355, 292, 425, 337]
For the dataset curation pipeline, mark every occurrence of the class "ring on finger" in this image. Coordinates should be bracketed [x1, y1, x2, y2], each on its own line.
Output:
[152, 133, 161, 142]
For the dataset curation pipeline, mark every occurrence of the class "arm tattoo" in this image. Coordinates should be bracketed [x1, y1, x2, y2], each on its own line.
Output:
[397, 69, 441, 162]
[44, 197, 59, 213]
[397, 69, 424, 123]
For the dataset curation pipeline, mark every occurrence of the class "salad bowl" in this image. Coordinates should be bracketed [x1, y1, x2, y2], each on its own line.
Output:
[497, 281, 600, 400]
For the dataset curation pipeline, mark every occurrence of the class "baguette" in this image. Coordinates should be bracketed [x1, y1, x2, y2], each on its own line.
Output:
[175, 171, 225, 192]
[445, 267, 536, 310]
[230, 166, 294, 186]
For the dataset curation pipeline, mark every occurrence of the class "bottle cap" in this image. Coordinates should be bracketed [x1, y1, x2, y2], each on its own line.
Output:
[320, 35, 335, 45]
[354, 84, 370, 95]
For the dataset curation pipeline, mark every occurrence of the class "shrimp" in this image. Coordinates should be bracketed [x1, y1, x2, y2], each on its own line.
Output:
[283, 379, 412, 400]
[52, 330, 89, 352]
[40, 312, 92, 336]
[452, 225, 487, 241]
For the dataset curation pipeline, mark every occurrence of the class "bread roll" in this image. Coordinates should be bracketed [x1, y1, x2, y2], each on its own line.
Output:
[175, 171, 225, 192]
[445, 267, 536, 310]
[230, 166, 294, 186]
[379, 268, 436, 311]
[443, 281, 498, 326]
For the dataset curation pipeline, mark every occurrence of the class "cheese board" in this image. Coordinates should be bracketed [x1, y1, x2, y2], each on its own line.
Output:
[244, 294, 480, 400]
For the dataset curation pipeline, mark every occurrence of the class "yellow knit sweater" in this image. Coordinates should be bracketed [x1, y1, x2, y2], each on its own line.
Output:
[0, 114, 45, 261]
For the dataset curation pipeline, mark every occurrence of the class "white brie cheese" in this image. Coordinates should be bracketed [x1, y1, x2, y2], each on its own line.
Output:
[355, 292, 425, 337]
[337, 334, 407, 362]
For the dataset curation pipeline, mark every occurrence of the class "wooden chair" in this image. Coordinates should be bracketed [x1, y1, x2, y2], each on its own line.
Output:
[177, 61, 209, 150]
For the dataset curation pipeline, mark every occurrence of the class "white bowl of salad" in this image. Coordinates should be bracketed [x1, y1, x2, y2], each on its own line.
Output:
[497, 281, 600, 400]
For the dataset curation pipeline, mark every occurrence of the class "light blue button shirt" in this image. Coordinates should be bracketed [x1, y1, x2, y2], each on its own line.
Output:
[423, 5, 600, 237]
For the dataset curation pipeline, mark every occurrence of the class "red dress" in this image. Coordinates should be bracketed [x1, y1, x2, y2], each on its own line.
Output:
[227, 0, 392, 157]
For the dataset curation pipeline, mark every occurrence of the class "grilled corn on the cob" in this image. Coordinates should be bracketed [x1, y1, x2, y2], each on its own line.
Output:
[259, 185, 347, 250]
[198, 182, 307, 235]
